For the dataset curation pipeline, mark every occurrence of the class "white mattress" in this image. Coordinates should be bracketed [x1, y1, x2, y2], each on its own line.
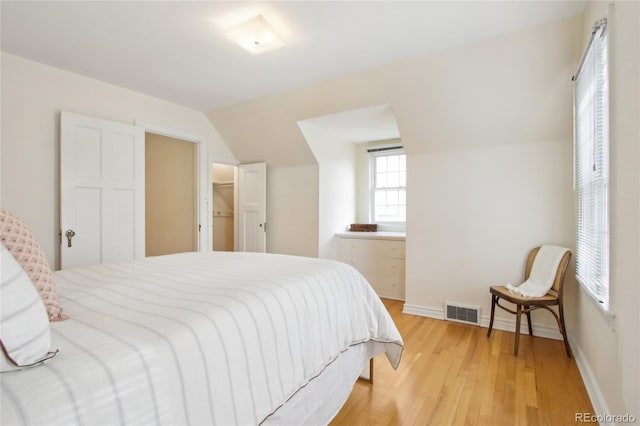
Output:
[1, 252, 403, 425]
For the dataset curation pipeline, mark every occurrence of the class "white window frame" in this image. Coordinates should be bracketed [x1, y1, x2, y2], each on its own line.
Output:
[573, 18, 610, 311]
[368, 147, 406, 226]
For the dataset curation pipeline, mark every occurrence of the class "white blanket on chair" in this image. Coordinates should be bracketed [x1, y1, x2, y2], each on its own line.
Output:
[506, 245, 568, 297]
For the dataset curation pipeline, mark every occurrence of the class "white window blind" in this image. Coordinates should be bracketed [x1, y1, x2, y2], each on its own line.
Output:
[573, 19, 609, 310]
[369, 147, 406, 223]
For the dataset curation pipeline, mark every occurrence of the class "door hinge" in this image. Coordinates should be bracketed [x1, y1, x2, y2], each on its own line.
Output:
[198, 224, 202, 232]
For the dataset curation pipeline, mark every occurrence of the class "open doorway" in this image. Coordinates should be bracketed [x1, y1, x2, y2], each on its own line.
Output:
[212, 163, 236, 251]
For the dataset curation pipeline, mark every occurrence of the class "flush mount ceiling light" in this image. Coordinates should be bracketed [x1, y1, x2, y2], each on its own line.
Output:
[224, 14, 286, 55]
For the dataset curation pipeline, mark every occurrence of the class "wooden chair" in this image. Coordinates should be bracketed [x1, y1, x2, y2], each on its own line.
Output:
[486, 247, 572, 357]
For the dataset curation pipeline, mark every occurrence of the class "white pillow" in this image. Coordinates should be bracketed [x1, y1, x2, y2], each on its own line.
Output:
[1, 244, 56, 371]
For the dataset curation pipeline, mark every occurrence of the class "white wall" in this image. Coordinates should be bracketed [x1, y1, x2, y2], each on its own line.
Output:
[395, 13, 581, 331]
[298, 121, 356, 259]
[406, 141, 574, 325]
[210, 15, 581, 248]
[566, 1, 639, 419]
[266, 165, 319, 257]
[0, 52, 236, 269]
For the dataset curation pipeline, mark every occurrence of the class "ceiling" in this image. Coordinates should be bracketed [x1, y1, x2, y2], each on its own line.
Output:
[298, 104, 400, 144]
[1, 1, 585, 112]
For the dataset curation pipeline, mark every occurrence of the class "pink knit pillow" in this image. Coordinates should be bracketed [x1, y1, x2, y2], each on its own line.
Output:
[0, 209, 67, 321]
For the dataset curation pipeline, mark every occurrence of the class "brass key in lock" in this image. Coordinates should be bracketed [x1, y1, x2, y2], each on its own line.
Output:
[65, 229, 76, 247]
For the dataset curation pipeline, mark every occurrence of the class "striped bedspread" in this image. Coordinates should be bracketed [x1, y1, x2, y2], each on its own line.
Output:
[1, 252, 403, 425]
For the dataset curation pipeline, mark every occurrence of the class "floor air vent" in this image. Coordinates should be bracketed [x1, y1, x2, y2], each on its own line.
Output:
[445, 302, 480, 325]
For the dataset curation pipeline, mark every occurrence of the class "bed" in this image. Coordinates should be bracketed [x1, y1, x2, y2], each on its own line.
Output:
[1, 251, 404, 425]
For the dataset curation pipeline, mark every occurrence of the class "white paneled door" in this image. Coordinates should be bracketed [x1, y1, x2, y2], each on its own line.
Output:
[60, 112, 145, 269]
[238, 162, 266, 253]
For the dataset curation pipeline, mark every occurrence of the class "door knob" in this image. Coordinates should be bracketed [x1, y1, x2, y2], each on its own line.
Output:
[65, 229, 76, 248]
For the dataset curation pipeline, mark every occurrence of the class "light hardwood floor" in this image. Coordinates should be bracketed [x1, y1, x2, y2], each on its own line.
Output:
[331, 299, 594, 426]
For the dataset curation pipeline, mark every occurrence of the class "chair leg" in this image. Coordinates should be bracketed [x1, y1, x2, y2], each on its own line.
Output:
[558, 302, 572, 358]
[525, 307, 533, 336]
[487, 294, 497, 337]
[514, 304, 522, 356]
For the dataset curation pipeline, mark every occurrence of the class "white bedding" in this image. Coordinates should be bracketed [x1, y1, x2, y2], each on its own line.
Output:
[1, 252, 403, 425]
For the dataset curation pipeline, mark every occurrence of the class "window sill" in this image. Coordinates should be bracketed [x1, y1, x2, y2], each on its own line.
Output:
[375, 223, 406, 233]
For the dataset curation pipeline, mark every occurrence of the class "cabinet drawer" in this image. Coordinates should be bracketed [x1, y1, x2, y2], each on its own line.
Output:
[339, 238, 405, 259]
[348, 256, 403, 278]
[367, 259, 405, 300]
[365, 259, 405, 290]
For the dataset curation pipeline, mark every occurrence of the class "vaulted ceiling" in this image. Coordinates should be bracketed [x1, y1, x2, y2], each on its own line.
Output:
[1, 1, 585, 113]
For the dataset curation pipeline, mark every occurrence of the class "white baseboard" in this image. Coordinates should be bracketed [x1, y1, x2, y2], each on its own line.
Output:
[402, 303, 563, 340]
[402, 303, 443, 319]
[568, 335, 610, 420]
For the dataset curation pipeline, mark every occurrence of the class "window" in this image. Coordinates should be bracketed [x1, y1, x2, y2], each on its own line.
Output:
[369, 147, 406, 223]
[573, 19, 609, 310]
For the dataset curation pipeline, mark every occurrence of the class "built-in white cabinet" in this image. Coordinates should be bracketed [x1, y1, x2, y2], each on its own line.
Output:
[336, 233, 406, 300]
